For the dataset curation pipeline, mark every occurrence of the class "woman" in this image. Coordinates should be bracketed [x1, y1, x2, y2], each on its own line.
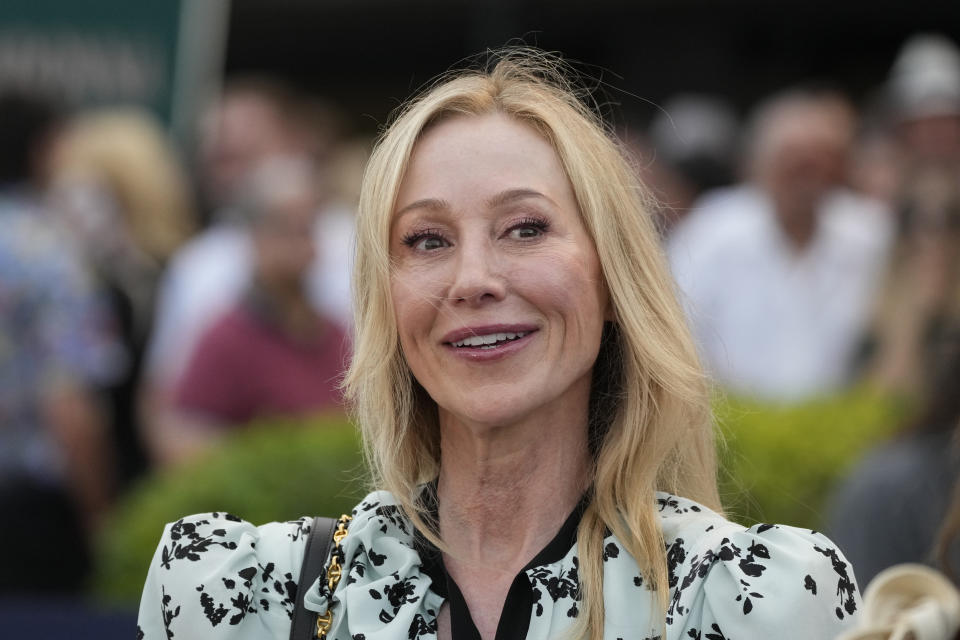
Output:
[49, 108, 197, 486]
[137, 50, 859, 639]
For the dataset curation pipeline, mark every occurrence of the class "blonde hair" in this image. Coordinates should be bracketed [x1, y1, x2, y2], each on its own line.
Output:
[344, 48, 720, 639]
[53, 108, 195, 262]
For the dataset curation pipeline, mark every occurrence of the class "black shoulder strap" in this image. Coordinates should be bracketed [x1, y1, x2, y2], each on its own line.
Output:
[289, 516, 337, 640]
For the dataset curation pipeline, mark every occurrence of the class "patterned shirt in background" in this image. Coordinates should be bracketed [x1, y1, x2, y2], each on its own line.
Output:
[0, 193, 126, 484]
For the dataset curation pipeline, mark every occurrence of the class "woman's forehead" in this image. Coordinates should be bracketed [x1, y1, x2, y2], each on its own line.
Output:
[393, 112, 574, 216]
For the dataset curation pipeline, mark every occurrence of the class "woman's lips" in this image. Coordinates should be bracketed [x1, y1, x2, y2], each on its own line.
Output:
[441, 324, 539, 362]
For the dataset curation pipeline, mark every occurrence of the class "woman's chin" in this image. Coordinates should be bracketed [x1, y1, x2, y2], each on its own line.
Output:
[438, 396, 538, 432]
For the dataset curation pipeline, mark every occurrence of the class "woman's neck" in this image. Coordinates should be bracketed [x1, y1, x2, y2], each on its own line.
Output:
[437, 424, 589, 559]
[435, 401, 591, 638]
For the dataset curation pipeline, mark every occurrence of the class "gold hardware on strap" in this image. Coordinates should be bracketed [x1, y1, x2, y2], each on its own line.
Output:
[316, 610, 332, 637]
[333, 519, 349, 545]
[316, 514, 352, 639]
[326, 557, 342, 592]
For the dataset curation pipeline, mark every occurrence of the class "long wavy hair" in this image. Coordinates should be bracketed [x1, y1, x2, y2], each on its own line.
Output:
[344, 48, 720, 638]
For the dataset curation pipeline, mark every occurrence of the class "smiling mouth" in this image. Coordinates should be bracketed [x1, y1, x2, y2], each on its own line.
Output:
[449, 331, 532, 349]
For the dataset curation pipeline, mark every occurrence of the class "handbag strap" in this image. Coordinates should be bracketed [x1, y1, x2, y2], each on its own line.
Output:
[290, 516, 337, 640]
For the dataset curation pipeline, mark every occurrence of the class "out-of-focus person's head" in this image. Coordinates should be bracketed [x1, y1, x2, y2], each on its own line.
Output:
[648, 95, 738, 193]
[345, 49, 717, 632]
[745, 89, 855, 220]
[0, 90, 62, 188]
[888, 33, 960, 164]
[198, 77, 304, 210]
[49, 108, 195, 264]
[237, 155, 319, 296]
[637, 94, 738, 229]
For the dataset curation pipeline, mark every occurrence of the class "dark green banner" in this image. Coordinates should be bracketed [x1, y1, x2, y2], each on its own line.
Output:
[0, 0, 228, 133]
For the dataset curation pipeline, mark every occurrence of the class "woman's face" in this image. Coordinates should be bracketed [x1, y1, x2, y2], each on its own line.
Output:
[390, 112, 609, 428]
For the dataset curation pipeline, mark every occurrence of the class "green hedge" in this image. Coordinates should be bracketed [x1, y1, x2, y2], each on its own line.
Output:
[95, 390, 909, 606]
[716, 387, 910, 530]
[93, 414, 366, 605]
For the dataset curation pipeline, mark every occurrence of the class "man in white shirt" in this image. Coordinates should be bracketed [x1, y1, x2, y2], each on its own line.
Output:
[668, 90, 893, 402]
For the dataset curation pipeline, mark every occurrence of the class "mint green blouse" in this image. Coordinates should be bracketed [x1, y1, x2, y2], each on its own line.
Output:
[137, 490, 860, 639]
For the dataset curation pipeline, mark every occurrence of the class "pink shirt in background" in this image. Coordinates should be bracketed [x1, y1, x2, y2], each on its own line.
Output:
[174, 304, 349, 426]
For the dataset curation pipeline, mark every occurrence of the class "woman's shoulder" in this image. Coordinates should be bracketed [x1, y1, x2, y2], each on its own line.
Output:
[136, 511, 317, 640]
[653, 492, 861, 639]
[153, 511, 315, 573]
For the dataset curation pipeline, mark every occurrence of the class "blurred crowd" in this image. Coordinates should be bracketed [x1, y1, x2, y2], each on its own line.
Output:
[0, 76, 361, 593]
[0, 32, 958, 599]
[647, 33, 960, 589]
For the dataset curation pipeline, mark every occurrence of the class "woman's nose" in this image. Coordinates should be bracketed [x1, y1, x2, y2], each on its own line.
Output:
[447, 240, 507, 305]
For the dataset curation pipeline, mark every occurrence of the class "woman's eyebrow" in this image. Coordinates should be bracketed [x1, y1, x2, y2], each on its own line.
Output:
[485, 188, 555, 209]
[394, 188, 554, 220]
[394, 197, 452, 219]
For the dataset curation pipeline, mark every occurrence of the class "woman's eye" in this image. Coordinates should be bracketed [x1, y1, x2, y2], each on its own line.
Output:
[402, 231, 449, 251]
[510, 226, 539, 239]
[507, 219, 549, 240]
[417, 235, 448, 251]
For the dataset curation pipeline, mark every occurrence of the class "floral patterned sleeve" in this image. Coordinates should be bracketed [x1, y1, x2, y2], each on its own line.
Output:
[665, 520, 861, 640]
[136, 513, 312, 640]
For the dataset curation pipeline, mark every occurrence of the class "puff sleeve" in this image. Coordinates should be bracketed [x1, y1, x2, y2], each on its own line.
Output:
[136, 512, 312, 640]
[667, 522, 861, 640]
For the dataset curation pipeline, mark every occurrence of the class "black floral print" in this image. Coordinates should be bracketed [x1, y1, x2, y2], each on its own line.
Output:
[529, 555, 581, 618]
[160, 515, 239, 571]
[286, 517, 312, 542]
[160, 586, 180, 639]
[406, 612, 437, 639]
[658, 496, 702, 515]
[137, 491, 860, 639]
[666, 538, 687, 588]
[814, 544, 858, 620]
[369, 572, 422, 623]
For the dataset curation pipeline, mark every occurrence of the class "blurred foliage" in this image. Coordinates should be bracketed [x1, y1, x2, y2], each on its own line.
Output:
[93, 389, 911, 606]
[93, 413, 366, 606]
[716, 386, 911, 530]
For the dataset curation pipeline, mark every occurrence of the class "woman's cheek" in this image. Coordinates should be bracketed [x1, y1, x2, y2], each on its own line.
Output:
[516, 251, 589, 305]
[391, 271, 444, 358]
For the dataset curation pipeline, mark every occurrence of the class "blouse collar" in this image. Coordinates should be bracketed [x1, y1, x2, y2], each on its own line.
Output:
[415, 485, 590, 599]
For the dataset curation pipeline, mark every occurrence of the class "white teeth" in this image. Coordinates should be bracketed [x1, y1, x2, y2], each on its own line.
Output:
[452, 331, 529, 348]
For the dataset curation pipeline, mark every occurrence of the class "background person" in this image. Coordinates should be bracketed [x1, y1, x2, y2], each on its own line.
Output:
[148, 157, 349, 466]
[0, 90, 125, 593]
[668, 88, 894, 402]
[47, 107, 196, 488]
[864, 33, 960, 398]
[139, 78, 354, 465]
